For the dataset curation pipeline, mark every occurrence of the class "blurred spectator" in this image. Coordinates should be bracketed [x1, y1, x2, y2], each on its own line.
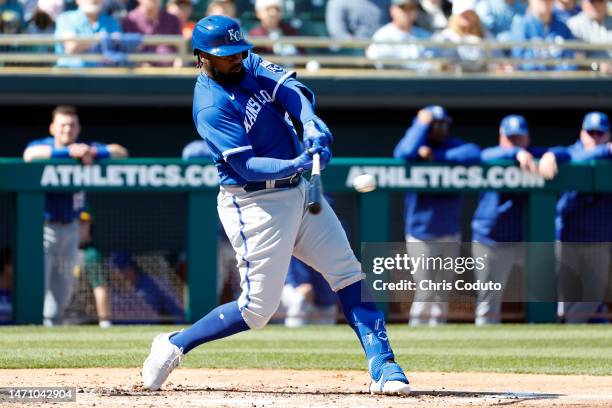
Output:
[25, 8, 54, 34]
[510, 0, 576, 71]
[206, 0, 236, 17]
[433, 0, 491, 72]
[393, 105, 480, 326]
[554, 112, 612, 323]
[101, 0, 130, 21]
[38, 0, 64, 21]
[111, 250, 184, 320]
[476, 0, 527, 40]
[166, 0, 194, 39]
[23, 105, 128, 326]
[18, 0, 37, 21]
[567, 0, 612, 72]
[281, 258, 338, 327]
[24, 0, 63, 42]
[0, 248, 12, 322]
[0, 0, 24, 33]
[415, 0, 451, 32]
[54, 0, 122, 67]
[249, 0, 300, 55]
[326, 0, 391, 40]
[553, 0, 580, 22]
[472, 115, 567, 325]
[122, 0, 182, 67]
[75, 210, 112, 328]
[367, 0, 432, 70]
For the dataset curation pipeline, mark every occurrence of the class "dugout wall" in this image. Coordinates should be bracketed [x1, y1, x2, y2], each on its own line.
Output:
[1, 158, 610, 325]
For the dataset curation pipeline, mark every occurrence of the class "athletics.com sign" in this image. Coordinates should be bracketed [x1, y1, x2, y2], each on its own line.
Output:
[40, 164, 220, 188]
[346, 165, 545, 189]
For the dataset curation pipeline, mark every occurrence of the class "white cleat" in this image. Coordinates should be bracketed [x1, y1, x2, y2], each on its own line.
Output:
[370, 379, 411, 395]
[142, 331, 183, 390]
[368, 361, 411, 395]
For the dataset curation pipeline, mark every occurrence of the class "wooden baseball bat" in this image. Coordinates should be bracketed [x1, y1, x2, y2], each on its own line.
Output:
[307, 153, 322, 214]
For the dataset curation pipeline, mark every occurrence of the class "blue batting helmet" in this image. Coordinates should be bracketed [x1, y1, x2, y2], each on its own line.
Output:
[192, 15, 253, 57]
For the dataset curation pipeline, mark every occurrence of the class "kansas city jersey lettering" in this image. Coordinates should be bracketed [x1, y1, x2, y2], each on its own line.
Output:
[192, 52, 308, 185]
[243, 90, 274, 133]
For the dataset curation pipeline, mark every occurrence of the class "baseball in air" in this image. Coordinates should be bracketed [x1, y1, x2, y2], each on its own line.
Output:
[352, 174, 377, 193]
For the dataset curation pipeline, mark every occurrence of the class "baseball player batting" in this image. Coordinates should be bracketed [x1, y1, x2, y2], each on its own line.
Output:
[142, 15, 410, 395]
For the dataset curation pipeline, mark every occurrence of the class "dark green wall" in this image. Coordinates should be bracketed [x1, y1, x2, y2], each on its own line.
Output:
[1, 74, 609, 158]
[0, 105, 592, 158]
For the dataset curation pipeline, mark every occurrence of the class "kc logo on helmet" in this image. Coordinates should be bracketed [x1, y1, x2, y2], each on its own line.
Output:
[228, 29, 243, 42]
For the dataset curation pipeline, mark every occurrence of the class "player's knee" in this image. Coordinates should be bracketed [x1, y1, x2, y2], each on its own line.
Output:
[241, 309, 275, 330]
[240, 300, 281, 330]
[243, 314, 271, 330]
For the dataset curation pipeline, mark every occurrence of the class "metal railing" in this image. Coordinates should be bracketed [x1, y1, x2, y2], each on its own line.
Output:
[0, 34, 610, 74]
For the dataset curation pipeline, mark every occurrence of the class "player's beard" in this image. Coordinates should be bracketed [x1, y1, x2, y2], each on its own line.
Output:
[212, 66, 246, 85]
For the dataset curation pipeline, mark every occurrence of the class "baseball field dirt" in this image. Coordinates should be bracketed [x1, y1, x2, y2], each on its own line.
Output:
[2, 368, 612, 407]
[2, 325, 611, 407]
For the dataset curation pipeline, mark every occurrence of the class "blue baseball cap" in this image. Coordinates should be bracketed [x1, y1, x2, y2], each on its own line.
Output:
[425, 105, 451, 122]
[500, 115, 529, 136]
[582, 112, 609, 133]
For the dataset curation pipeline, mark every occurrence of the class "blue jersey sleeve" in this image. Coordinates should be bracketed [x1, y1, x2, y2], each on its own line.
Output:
[393, 120, 429, 160]
[225, 150, 299, 182]
[246, 53, 296, 99]
[545, 146, 571, 162]
[247, 53, 317, 125]
[569, 143, 612, 162]
[26, 137, 71, 158]
[90, 142, 110, 159]
[434, 140, 481, 163]
[195, 106, 252, 160]
[481, 146, 520, 162]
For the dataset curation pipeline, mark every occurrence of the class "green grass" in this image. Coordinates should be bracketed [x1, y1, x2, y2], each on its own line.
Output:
[1, 324, 611, 375]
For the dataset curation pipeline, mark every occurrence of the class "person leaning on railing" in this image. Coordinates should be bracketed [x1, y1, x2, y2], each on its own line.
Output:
[552, 112, 612, 324]
[22, 105, 128, 327]
[567, 0, 612, 73]
[475, 0, 527, 41]
[433, 0, 495, 72]
[122, 0, 182, 67]
[366, 0, 434, 70]
[509, 0, 577, 70]
[54, 0, 121, 67]
[248, 0, 302, 56]
[471, 114, 569, 325]
[325, 0, 390, 41]
[393, 105, 481, 326]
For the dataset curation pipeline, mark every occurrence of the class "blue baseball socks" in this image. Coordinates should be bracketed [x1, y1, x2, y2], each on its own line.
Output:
[337, 280, 408, 386]
[169, 301, 249, 353]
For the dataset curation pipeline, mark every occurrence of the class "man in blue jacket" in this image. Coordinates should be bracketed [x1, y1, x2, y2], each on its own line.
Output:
[394, 105, 480, 325]
[471, 115, 568, 324]
[554, 112, 612, 323]
[23, 105, 128, 326]
[510, 0, 576, 70]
